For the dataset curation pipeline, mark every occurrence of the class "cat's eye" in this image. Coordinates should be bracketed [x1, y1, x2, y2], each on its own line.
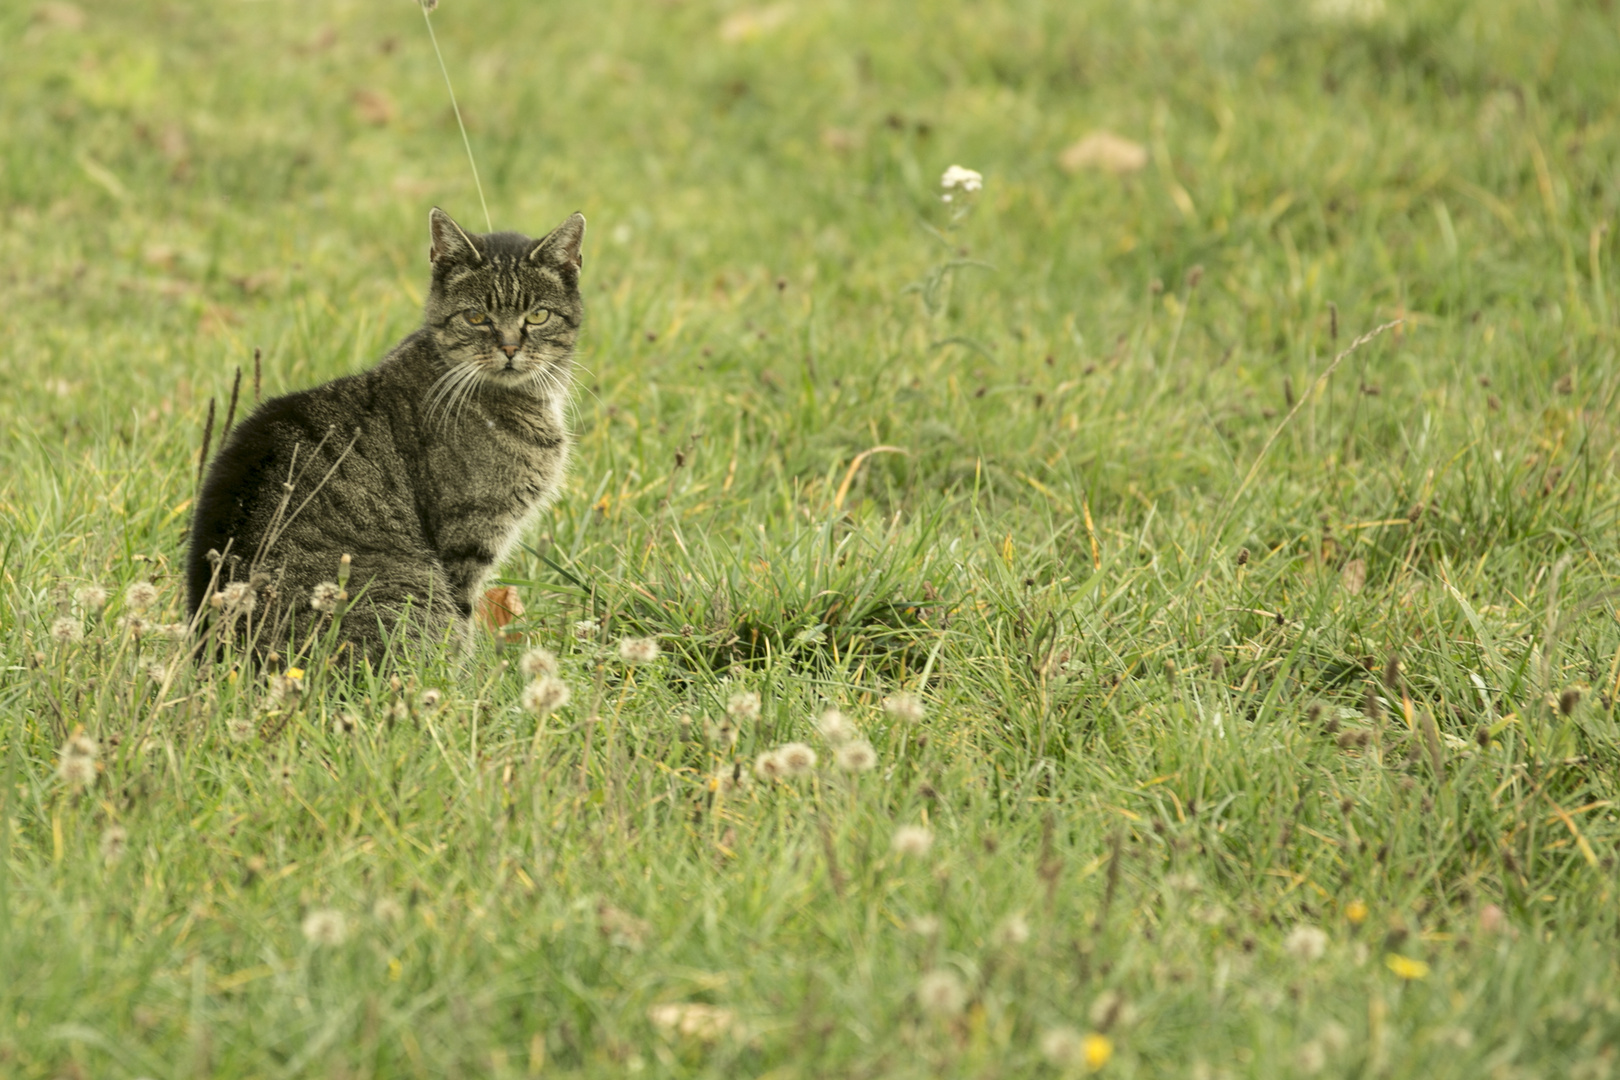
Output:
[525, 308, 551, 326]
[463, 310, 488, 325]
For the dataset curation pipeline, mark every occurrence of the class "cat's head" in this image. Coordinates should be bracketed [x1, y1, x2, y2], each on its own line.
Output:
[423, 207, 585, 400]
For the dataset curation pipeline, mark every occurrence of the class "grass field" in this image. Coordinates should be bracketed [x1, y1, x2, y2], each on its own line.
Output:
[3, 0, 1620, 1075]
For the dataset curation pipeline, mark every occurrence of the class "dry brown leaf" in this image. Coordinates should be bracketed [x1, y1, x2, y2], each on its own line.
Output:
[352, 89, 396, 127]
[1059, 131, 1148, 176]
[1340, 558, 1367, 596]
[478, 585, 524, 633]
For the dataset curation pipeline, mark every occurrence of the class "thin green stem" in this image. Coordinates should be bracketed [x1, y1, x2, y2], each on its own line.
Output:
[420, 4, 492, 232]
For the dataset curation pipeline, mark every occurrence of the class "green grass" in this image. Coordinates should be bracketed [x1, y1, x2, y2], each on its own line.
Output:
[3, 0, 1620, 1075]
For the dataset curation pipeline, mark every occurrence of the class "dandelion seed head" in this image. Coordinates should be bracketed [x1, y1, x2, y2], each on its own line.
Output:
[64, 733, 98, 761]
[220, 582, 255, 613]
[57, 754, 97, 787]
[618, 636, 661, 664]
[726, 690, 762, 724]
[227, 716, 257, 744]
[815, 708, 856, 745]
[777, 741, 817, 777]
[124, 581, 158, 612]
[883, 692, 925, 723]
[833, 738, 877, 773]
[521, 675, 571, 715]
[373, 896, 405, 923]
[916, 969, 967, 1017]
[1296, 1040, 1327, 1075]
[310, 582, 341, 613]
[50, 616, 84, 645]
[145, 662, 167, 683]
[100, 825, 127, 864]
[74, 585, 109, 612]
[753, 750, 785, 781]
[647, 1002, 736, 1042]
[266, 673, 303, 706]
[892, 824, 934, 858]
[1040, 1026, 1086, 1067]
[420, 0, 439, 11]
[117, 614, 150, 637]
[572, 618, 600, 641]
[1088, 989, 1136, 1029]
[417, 688, 443, 712]
[333, 711, 361, 735]
[157, 622, 189, 640]
[56, 734, 98, 786]
[301, 908, 348, 946]
[1285, 924, 1329, 962]
[992, 912, 1030, 947]
[519, 647, 558, 678]
[908, 914, 942, 936]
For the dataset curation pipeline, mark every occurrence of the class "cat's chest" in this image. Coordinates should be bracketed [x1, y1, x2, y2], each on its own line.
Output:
[424, 402, 567, 505]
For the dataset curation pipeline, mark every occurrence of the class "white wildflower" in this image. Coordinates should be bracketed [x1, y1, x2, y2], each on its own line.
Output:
[1285, 924, 1329, 962]
[521, 676, 571, 715]
[908, 914, 942, 936]
[992, 913, 1030, 947]
[726, 690, 762, 724]
[1040, 1026, 1086, 1068]
[50, 616, 84, 645]
[753, 749, 785, 781]
[833, 739, 877, 773]
[617, 636, 661, 664]
[310, 582, 341, 613]
[100, 824, 128, 865]
[883, 692, 925, 723]
[56, 733, 99, 787]
[1088, 988, 1137, 1028]
[891, 824, 934, 858]
[219, 582, 255, 616]
[74, 584, 109, 612]
[301, 908, 348, 946]
[519, 647, 558, 678]
[814, 708, 856, 745]
[940, 164, 983, 193]
[776, 741, 817, 778]
[647, 1002, 736, 1042]
[916, 969, 967, 1017]
[572, 618, 600, 641]
[124, 581, 158, 611]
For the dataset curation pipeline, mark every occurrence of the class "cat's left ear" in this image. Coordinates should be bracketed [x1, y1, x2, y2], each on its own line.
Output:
[429, 207, 483, 266]
[529, 212, 586, 271]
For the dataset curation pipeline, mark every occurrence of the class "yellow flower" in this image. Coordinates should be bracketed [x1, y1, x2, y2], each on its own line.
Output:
[285, 667, 305, 680]
[1385, 954, 1430, 980]
[1083, 1033, 1114, 1070]
[1345, 900, 1368, 925]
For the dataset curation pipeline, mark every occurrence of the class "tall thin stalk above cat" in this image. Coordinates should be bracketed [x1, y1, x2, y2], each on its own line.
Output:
[186, 208, 585, 664]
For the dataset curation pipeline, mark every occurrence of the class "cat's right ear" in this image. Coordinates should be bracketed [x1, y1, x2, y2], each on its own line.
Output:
[530, 212, 586, 272]
[429, 208, 483, 266]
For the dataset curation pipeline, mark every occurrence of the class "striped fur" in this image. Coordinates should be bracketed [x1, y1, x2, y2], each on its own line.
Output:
[186, 208, 585, 666]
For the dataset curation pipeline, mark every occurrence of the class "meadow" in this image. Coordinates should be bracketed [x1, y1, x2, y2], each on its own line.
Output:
[2, 0, 1620, 1075]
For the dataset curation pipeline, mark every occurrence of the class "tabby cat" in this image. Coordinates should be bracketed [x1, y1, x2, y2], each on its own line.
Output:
[186, 208, 585, 664]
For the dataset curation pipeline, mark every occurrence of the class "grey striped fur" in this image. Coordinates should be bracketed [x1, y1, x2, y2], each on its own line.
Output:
[186, 208, 585, 666]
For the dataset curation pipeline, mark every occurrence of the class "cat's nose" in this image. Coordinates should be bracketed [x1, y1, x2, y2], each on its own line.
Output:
[500, 343, 519, 358]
